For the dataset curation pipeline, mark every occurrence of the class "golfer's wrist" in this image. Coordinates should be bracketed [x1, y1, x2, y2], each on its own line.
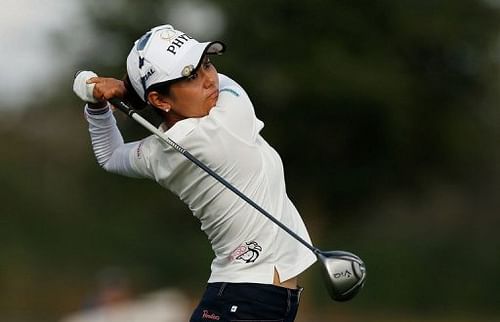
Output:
[85, 102, 112, 120]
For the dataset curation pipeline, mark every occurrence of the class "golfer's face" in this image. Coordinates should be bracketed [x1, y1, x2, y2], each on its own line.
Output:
[168, 56, 219, 117]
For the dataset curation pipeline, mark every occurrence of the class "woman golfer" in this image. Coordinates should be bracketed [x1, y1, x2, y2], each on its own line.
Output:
[73, 24, 316, 322]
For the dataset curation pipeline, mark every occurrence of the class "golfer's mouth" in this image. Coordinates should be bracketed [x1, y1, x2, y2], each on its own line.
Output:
[208, 90, 219, 101]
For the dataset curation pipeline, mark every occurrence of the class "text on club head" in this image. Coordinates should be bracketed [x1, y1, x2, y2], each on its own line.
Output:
[333, 270, 353, 279]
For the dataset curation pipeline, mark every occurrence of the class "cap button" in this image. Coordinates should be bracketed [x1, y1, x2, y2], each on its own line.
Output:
[181, 65, 195, 77]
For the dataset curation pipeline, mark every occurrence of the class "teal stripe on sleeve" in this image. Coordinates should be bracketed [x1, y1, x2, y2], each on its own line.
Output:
[220, 88, 240, 97]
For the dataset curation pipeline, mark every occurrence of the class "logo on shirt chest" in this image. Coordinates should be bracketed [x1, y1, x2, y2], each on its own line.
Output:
[230, 241, 262, 263]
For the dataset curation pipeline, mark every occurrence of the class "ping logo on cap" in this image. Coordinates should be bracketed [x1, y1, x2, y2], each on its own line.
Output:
[166, 34, 193, 55]
[140, 68, 156, 90]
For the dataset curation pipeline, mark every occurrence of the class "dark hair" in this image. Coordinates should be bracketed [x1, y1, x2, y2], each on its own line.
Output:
[122, 73, 176, 108]
[146, 80, 174, 99]
[122, 73, 174, 123]
[122, 74, 148, 110]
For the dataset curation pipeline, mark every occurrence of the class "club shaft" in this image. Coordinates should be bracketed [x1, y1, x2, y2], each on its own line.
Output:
[109, 98, 321, 256]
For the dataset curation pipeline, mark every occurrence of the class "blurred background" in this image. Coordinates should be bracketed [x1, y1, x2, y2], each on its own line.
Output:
[1, 0, 500, 321]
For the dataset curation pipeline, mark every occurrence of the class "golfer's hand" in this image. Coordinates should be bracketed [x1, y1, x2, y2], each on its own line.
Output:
[88, 77, 127, 103]
[73, 71, 126, 105]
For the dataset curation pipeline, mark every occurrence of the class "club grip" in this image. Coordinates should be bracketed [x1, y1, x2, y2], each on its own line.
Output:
[108, 98, 135, 117]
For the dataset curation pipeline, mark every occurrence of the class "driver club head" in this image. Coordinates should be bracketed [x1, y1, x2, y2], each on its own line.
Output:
[318, 250, 366, 301]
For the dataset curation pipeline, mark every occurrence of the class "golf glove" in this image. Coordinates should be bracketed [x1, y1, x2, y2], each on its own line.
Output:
[73, 70, 99, 103]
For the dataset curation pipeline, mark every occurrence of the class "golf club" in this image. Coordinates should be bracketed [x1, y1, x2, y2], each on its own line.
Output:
[102, 95, 366, 301]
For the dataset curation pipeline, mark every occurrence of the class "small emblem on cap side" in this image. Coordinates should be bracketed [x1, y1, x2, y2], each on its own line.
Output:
[160, 30, 177, 42]
[182, 65, 195, 77]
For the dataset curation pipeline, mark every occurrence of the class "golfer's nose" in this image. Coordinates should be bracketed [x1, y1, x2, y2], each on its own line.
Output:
[202, 70, 215, 89]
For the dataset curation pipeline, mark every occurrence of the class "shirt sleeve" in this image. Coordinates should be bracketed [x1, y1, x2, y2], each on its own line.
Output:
[85, 104, 154, 179]
[211, 74, 264, 142]
[218, 73, 242, 89]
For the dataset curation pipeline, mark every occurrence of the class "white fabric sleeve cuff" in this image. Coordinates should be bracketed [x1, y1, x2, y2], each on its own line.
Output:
[85, 103, 111, 120]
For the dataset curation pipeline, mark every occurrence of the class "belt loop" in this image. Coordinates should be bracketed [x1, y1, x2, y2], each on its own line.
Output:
[297, 286, 304, 304]
[217, 282, 228, 296]
[286, 288, 292, 314]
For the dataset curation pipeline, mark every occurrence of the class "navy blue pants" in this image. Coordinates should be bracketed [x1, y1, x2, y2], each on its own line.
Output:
[189, 282, 304, 322]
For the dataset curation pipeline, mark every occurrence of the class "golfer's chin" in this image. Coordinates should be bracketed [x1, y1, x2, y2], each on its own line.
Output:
[206, 99, 218, 112]
[192, 104, 216, 118]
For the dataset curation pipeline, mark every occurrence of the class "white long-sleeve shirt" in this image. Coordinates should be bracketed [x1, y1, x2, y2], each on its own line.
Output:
[85, 74, 316, 284]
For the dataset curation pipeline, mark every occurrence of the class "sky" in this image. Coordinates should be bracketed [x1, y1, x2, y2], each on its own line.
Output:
[0, 0, 90, 109]
[0, 0, 225, 111]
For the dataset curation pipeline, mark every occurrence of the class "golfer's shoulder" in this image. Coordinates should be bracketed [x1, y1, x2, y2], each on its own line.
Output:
[217, 88, 251, 112]
[199, 74, 256, 139]
[218, 73, 248, 100]
[216, 77, 253, 117]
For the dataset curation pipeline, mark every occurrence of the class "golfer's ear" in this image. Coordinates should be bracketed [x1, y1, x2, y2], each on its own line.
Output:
[147, 91, 171, 110]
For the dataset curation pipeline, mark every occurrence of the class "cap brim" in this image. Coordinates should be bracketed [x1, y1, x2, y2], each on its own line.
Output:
[194, 41, 225, 70]
[205, 41, 225, 55]
[146, 41, 226, 93]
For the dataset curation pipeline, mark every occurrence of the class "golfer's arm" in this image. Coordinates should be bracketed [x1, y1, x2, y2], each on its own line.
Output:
[85, 104, 141, 178]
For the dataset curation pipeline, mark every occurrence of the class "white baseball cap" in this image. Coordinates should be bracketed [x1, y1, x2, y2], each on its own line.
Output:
[126, 24, 225, 101]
